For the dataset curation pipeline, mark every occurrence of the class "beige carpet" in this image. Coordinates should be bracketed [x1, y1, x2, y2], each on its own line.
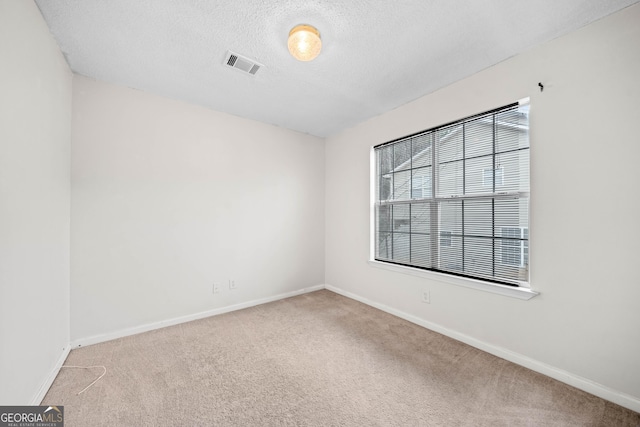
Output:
[43, 290, 639, 426]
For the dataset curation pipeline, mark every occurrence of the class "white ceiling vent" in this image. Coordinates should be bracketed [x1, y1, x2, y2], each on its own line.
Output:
[224, 51, 262, 76]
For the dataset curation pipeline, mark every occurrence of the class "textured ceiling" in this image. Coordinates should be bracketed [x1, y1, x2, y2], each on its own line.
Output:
[35, 0, 639, 137]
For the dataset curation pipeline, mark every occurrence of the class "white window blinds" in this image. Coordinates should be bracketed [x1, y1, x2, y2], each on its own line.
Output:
[374, 101, 530, 286]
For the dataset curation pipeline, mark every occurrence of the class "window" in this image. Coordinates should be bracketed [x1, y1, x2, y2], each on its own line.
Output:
[440, 231, 451, 247]
[501, 227, 529, 267]
[374, 101, 530, 286]
[483, 167, 504, 188]
[411, 175, 432, 198]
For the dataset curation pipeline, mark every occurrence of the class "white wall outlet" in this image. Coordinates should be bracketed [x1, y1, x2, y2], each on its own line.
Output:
[229, 280, 237, 290]
[213, 283, 220, 294]
[422, 290, 430, 304]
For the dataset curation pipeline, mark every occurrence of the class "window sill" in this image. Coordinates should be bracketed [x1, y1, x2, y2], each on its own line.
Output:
[368, 260, 539, 300]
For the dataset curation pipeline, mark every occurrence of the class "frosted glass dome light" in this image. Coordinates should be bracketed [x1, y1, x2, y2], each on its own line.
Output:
[288, 24, 322, 61]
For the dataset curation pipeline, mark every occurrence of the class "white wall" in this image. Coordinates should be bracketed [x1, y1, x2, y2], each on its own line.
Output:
[71, 76, 325, 342]
[0, 0, 71, 405]
[325, 3, 640, 409]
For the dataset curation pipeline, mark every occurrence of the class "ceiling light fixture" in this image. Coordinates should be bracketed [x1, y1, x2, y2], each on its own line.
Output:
[288, 24, 322, 62]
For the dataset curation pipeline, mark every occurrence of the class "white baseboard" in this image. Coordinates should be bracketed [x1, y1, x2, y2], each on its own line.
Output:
[71, 284, 325, 349]
[325, 284, 640, 414]
[31, 346, 71, 405]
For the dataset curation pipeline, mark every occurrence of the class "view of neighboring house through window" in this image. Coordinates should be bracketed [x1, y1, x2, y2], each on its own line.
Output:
[440, 231, 452, 247]
[411, 175, 431, 198]
[483, 167, 504, 188]
[373, 100, 530, 286]
[501, 227, 529, 267]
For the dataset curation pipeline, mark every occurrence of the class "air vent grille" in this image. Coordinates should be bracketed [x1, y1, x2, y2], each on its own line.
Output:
[223, 51, 262, 76]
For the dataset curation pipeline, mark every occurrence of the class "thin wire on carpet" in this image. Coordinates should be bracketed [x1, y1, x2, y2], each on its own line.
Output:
[60, 365, 107, 395]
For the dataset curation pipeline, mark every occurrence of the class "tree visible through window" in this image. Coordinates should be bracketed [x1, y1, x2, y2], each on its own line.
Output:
[374, 101, 530, 286]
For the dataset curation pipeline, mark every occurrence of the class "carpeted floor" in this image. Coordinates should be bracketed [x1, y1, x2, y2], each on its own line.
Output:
[43, 290, 639, 426]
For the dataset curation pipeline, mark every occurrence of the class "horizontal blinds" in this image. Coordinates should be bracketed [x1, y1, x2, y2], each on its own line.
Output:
[374, 102, 530, 286]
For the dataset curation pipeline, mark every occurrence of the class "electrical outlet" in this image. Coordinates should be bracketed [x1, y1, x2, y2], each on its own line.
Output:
[422, 290, 430, 304]
[229, 280, 237, 290]
[213, 283, 220, 294]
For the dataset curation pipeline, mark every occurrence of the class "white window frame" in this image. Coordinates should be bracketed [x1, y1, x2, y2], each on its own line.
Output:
[369, 98, 537, 300]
